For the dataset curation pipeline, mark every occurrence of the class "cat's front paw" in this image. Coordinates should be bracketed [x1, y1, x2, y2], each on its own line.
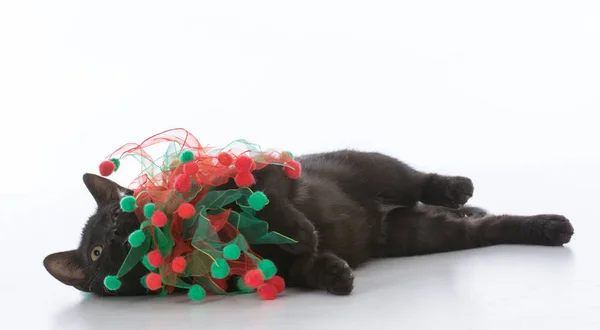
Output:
[315, 254, 354, 295]
[531, 214, 574, 246]
[423, 175, 474, 208]
[442, 176, 474, 208]
[278, 222, 318, 255]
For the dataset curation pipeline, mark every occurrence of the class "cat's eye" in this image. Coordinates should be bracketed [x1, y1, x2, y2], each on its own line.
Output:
[90, 245, 103, 261]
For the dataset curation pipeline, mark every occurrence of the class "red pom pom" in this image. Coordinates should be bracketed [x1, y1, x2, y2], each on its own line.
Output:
[234, 171, 255, 187]
[151, 210, 168, 227]
[183, 162, 199, 175]
[217, 152, 233, 166]
[235, 154, 255, 172]
[99, 160, 115, 176]
[174, 174, 191, 193]
[243, 269, 265, 288]
[146, 272, 162, 291]
[177, 203, 196, 219]
[148, 249, 163, 268]
[258, 283, 278, 300]
[171, 256, 187, 273]
[283, 160, 302, 179]
[267, 275, 285, 293]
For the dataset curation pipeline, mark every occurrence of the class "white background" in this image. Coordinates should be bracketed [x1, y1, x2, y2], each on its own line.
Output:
[1, 1, 598, 329]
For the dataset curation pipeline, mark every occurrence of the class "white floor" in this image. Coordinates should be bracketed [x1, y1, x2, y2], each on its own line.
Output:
[2, 1, 599, 329]
[3, 159, 599, 329]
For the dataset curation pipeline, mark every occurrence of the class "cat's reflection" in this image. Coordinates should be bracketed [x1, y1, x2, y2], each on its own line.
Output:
[52, 245, 574, 330]
[52, 289, 294, 330]
[52, 294, 225, 330]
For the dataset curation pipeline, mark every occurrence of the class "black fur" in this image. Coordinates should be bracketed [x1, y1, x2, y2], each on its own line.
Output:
[43, 149, 574, 296]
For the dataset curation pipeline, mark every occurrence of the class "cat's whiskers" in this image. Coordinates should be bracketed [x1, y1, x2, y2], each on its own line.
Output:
[87, 271, 101, 293]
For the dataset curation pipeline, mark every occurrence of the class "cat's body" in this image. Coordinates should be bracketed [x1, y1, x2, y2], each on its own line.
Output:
[44, 149, 574, 296]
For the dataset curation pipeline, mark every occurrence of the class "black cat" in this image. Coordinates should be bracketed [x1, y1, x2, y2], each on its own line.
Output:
[43, 149, 574, 296]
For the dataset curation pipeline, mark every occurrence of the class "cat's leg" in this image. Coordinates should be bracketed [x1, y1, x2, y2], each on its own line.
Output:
[374, 205, 574, 257]
[418, 174, 474, 209]
[287, 251, 355, 295]
[321, 150, 474, 208]
[255, 198, 319, 255]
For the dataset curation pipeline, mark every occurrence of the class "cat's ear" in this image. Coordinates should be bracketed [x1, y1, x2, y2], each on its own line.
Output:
[83, 173, 133, 205]
[43, 250, 86, 287]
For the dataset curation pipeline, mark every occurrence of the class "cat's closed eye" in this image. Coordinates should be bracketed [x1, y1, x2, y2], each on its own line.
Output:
[90, 245, 103, 261]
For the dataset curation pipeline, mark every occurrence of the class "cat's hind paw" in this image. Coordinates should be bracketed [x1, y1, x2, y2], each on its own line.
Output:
[532, 214, 574, 246]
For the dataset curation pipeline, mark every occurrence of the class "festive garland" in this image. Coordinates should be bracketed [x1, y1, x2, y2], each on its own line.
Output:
[97, 128, 301, 301]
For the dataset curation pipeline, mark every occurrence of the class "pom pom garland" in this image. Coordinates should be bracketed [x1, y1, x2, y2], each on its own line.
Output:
[96, 128, 301, 302]
[177, 202, 195, 219]
[174, 174, 192, 193]
[128, 230, 146, 247]
[183, 161, 199, 174]
[283, 160, 302, 179]
[237, 277, 256, 293]
[248, 191, 269, 211]
[171, 256, 187, 273]
[188, 285, 206, 301]
[180, 150, 195, 163]
[234, 171, 255, 187]
[223, 244, 241, 260]
[147, 250, 163, 268]
[217, 152, 233, 166]
[145, 273, 162, 291]
[243, 269, 265, 288]
[120, 195, 136, 212]
[104, 276, 121, 291]
[258, 283, 278, 300]
[142, 256, 156, 271]
[110, 158, 121, 171]
[143, 203, 156, 218]
[258, 259, 277, 280]
[235, 154, 255, 172]
[140, 275, 148, 288]
[211, 258, 230, 279]
[99, 160, 116, 176]
[267, 275, 285, 293]
[151, 210, 168, 227]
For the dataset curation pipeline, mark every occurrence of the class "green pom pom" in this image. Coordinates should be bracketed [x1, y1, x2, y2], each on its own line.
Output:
[104, 275, 121, 290]
[248, 191, 269, 211]
[140, 275, 148, 289]
[258, 259, 277, 280]
[188, 285, 206, 301]
[142, 254, 156, 271]
[143, 203, 156, 218]
[236, 277, 255, 293]
[109, 158, 121, 171]
[157, 287, 168, 297]
[223, 244, 241, 260]
[180, 150, 195, 163]
[120, 195, 137, 212]
[211, 258, 230, 279]
[128, 230, 146, 247]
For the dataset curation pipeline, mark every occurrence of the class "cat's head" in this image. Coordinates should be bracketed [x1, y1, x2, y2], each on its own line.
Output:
[43, 173, 149, 296]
